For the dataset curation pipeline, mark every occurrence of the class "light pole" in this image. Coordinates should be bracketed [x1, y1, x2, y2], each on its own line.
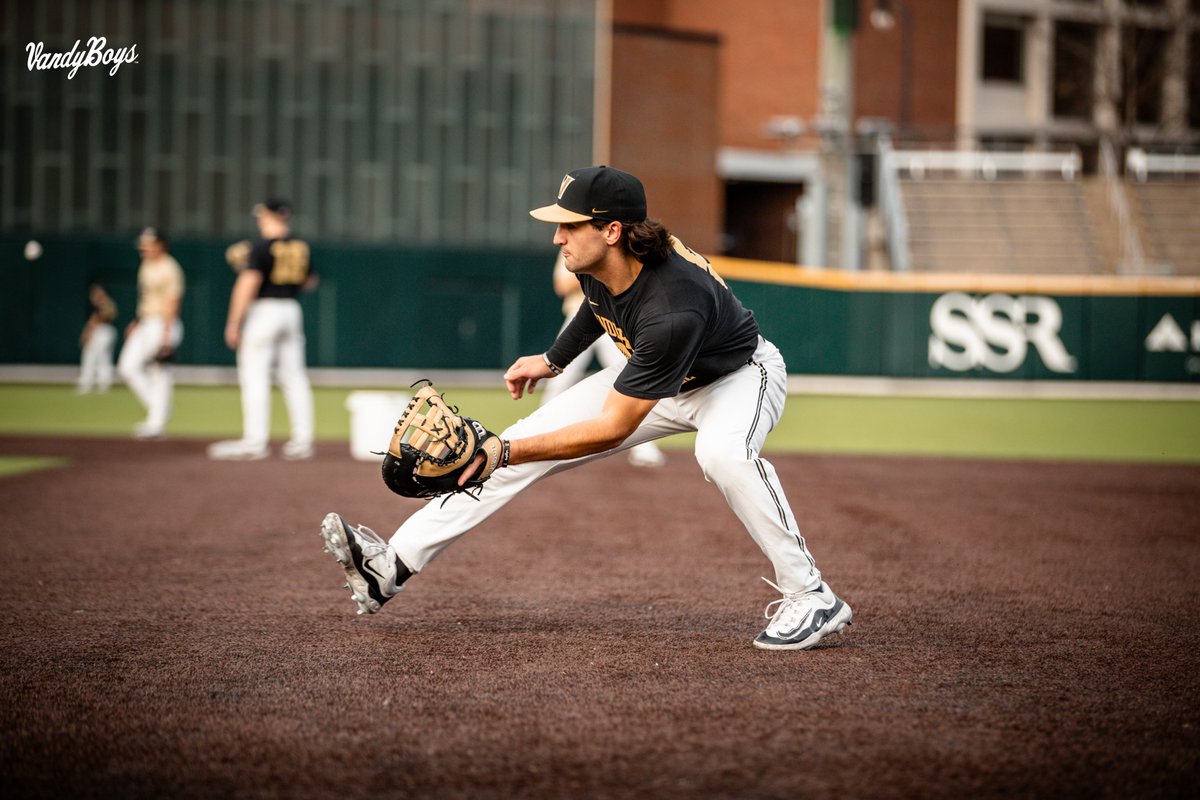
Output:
[870, 0, 915, 137]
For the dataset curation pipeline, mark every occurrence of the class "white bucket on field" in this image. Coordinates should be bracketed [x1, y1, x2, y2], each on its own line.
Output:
[345, 391, 411, 461]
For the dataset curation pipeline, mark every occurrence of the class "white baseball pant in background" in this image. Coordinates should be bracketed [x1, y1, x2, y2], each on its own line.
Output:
[237, 298, 313, 450]
[539, 323, 625, 404]
[79, 323, 116, 392]
[117, 317, 183, 431]
[389, 337, 822, 594]
[540, 317, 666, 466]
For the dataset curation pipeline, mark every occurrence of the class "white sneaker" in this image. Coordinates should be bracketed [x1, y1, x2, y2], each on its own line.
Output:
[319, 512, 411, 615]
[753, 578, 852, 650]
[281, 440, 314, 460]
[206, 439, 269, 460]
[132, 422, 164, 440]
[627, 443, 666, 468]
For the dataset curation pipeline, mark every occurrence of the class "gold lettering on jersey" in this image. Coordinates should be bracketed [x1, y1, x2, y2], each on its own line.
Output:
[270, 240, 310, 285]
[671, 235, 727, 288]
[592, 311, 633, 358]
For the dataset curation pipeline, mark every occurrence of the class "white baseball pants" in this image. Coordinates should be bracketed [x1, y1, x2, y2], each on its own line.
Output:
[389, 337, 822, 594]
[79, 323, 116, 392]
[237, 298, 313, 449]
[117, 316, 182, 430]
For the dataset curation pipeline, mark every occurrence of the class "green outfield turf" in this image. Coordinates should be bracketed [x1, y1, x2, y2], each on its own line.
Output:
[0, 383, 1197, 465]
[0, 455, 68, 477]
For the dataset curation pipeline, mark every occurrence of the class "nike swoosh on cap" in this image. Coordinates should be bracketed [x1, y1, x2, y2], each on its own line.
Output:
[591, 208, 608, 214]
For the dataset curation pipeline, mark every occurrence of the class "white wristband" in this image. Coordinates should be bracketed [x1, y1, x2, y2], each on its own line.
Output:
[542, 352, 563, 376]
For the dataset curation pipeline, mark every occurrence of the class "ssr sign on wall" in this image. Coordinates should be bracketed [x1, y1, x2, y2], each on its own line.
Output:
[928, 292, 1077, 374]
[920, 290, 1200, 380]
[703, 261, 1198, 382]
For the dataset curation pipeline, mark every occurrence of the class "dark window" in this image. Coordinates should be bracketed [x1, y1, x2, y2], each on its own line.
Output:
[1120, 26, 1169, 126]
[982, 18, 1025, 84]
[1053, 22, 1095, 120]
[1190, 32, 1200, 129]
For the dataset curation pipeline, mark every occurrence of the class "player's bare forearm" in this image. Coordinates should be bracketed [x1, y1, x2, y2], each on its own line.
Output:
[160, 298, 181, 348]
[224, 271, 262, 349]
[458, 386, 655, 484]
[508, 420, 627, 463]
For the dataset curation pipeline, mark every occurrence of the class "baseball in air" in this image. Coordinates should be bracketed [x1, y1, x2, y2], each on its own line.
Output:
[24, 240, 43, 260]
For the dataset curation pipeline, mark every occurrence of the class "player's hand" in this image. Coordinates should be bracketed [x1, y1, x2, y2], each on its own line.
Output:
[224, 322, 241, 350]
[503, 355, 554, 399]
[457, 452, 485, 485]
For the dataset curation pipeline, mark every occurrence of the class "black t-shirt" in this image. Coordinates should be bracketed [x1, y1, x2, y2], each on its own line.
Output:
[545, 238, 760, 400]
[249, 236, 313, 299]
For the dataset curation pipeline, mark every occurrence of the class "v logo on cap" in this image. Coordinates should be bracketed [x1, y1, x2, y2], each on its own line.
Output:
[530, 165, 648, 225]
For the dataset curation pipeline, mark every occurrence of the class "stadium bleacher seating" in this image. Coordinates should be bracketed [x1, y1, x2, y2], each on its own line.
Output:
[899, 177, 1104, 274]
[880, 146, 1199, 276]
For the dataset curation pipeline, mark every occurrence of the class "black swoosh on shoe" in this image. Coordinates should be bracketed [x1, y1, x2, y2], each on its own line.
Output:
[345, 528, 389, 607]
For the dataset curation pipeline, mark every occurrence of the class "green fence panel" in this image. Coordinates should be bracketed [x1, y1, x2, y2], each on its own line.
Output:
[1084, 296, 1141, 381]
[2, 234, 562, 370]
[723, 276, 1199, 383]
[5, 235, 1199, 383]
[1138, 296, 1200, 382]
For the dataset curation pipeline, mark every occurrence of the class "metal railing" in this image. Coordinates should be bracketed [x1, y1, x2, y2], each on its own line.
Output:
[1126, 148, 1200, 182]
[876, 136, 911, 272]
[889, 148, 1082, 181]
[1100, 139, 1149, 274]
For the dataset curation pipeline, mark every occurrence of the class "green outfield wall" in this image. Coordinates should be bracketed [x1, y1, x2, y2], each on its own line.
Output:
[717, 259, 1200, 383]
[4, 236, 1199, 382]
[1, 234, 564, 370]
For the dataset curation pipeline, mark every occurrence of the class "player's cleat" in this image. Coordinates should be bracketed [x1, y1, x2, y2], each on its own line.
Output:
[206, 439, 269, 460]
[132, 421, 165, 440]
[281, 440, 314, 461]
[319, 512, 412, 615]
[753, 578, 852, 650]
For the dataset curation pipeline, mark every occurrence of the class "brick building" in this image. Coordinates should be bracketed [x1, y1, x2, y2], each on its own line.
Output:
[605, 0, 1200, 267]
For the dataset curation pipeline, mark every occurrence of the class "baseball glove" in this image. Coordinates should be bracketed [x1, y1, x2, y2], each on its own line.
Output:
[380, 381, 509, 499]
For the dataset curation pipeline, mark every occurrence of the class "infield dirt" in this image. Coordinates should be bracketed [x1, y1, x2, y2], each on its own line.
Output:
[1, 435, 1197, 799]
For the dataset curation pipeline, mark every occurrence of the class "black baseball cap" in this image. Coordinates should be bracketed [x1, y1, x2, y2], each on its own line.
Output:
[254, 197, 292, 217]
[529, 166, 647, 224]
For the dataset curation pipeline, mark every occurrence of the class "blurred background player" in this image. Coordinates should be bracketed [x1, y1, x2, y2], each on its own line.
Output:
[540, 251, 666, 467]
[208, 198, 317, 461]
[117, 228, 184, 439]
[77, 283, 117, 394]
